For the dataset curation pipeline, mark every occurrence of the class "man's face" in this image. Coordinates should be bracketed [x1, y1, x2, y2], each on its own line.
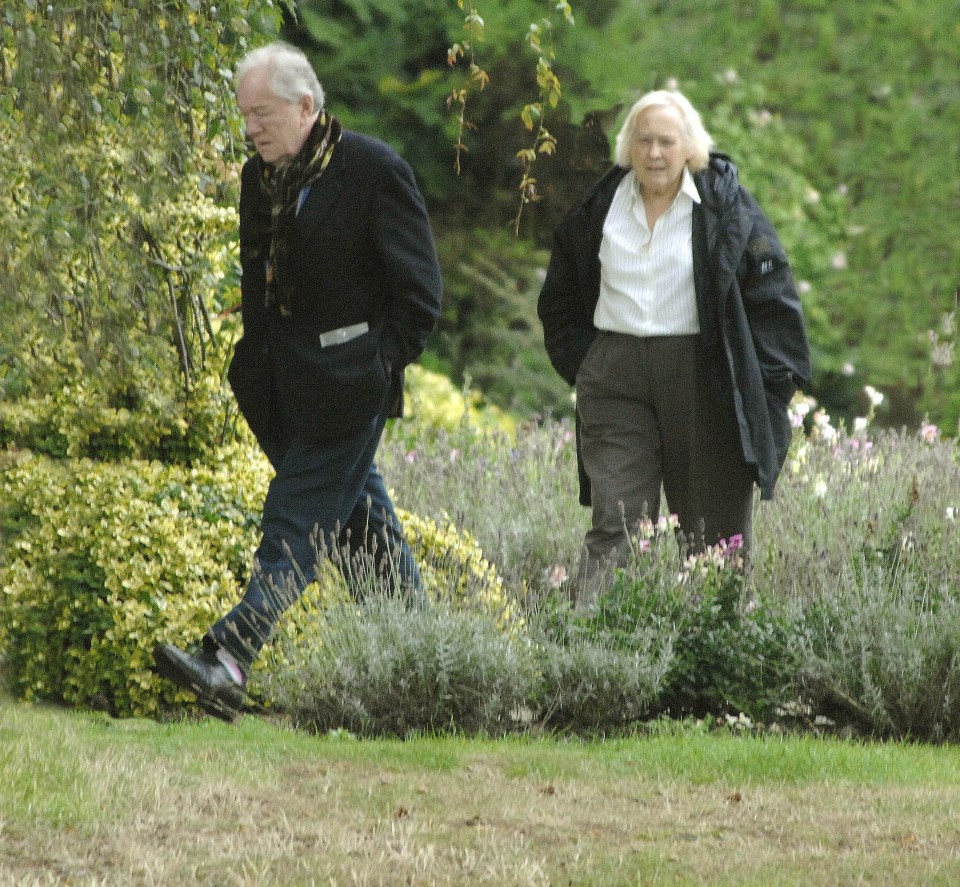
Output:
[237, 64, 314, 164]
[629, 104, 693, 200]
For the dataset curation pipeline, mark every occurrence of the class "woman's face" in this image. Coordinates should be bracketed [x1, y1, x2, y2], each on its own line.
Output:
[629, 104, 693, 200]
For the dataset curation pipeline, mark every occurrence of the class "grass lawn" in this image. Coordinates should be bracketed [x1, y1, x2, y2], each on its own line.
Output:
[2, 695, 960, 886]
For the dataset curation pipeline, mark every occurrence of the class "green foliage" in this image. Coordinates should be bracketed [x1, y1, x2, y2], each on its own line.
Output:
[1, 405, 959, 738]
[400, 363, 516, 436]
[753, 415, 960, 599]
[0, 0, 281, 422]
[397, 507, 515, 626]
[0, 450, 265, 717]
[531, 636, 671, 734]
[547, 525, 803, 722]
[432, 228, 572, 417]
[922, 299, 960, 435]
[0, 346, 239, 462]
[0, 447, 511, 719]
[288, 0, 463, 202]
[379, 404, 959, 739]
[289, 0, 597, 223]
[381, 416, 587, 590]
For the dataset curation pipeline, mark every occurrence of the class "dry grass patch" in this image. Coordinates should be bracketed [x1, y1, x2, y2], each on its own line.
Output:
[2, 699, 960, 885]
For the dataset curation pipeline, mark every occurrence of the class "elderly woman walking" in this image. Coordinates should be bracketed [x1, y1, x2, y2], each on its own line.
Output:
[538, 89, 810, 609]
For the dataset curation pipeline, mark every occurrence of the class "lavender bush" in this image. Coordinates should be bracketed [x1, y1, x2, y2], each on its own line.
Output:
[368, 390, 960, 739]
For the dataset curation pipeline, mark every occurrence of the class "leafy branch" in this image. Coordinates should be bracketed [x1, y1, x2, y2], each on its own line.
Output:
[447, 0, 574, 230]
[511, 6, 569, 233]
[446, 1, 489, 176]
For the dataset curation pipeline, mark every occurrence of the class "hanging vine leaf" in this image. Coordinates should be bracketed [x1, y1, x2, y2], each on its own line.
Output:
[510, 5, 573, 234]
[447, 0, 574, 215]
[447, 0, 489, 175]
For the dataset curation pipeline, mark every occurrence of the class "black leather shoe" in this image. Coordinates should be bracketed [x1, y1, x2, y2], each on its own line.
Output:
[153, 642, 247, 722]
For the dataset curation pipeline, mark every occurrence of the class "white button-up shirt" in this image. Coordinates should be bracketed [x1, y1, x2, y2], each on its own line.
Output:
[593, 167, 701, 337]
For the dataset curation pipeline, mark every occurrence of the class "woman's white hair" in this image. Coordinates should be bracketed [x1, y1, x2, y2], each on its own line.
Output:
[234, 42, 325, 111]
[613, 89, 713, 171]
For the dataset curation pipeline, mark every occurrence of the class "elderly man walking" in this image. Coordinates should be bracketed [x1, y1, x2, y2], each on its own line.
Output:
[154, 42, 442, 719]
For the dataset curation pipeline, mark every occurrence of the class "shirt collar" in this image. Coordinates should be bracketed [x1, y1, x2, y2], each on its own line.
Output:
[629, 166, 702, 206]
[680, 166, 702, 204]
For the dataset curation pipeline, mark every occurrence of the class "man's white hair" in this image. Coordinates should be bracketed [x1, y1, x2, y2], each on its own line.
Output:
[234, 41, 325, 111]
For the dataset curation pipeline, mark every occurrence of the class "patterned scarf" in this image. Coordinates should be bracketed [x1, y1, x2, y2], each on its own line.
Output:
[260, 111, 342, 315]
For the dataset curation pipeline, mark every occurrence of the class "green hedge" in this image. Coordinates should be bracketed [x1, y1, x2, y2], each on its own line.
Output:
[0, 447, 508, 718]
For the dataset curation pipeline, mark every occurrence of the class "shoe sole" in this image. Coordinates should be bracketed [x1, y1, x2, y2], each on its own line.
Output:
[153, 645, 246, 723]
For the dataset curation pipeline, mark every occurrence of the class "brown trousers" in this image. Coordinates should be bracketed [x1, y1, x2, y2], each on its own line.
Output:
[575, 331, 754, 593]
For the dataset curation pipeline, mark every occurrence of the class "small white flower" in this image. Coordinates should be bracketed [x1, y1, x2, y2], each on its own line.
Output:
[813, 410, 837, 441]
[814, 480, 828, 498]
[842, 362, 856, 377]
[947, 507, 956, 522]
[864, 385, 884, 407]
[853, 417, 869, 432]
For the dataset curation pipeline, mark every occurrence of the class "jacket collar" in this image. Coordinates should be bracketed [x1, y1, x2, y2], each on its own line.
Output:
[292, 133, 348, 240]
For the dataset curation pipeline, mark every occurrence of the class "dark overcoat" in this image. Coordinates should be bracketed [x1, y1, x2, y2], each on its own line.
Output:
[228, 129, 443, 452]
[537, 154, 811, 504]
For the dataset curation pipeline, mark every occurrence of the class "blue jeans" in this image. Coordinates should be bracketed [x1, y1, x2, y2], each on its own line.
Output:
[209, 411, 420, 671]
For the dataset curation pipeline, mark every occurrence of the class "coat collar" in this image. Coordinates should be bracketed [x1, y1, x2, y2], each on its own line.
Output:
[293, 133, 347, 239]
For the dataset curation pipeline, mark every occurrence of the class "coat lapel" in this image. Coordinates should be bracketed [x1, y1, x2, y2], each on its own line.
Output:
[294, 137, 347, 239]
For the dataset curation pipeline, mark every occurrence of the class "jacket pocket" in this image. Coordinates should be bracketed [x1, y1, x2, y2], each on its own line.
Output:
[764, 386, 794, 472]
[227, 335, 278, 451]
[271, 328, 390, 442]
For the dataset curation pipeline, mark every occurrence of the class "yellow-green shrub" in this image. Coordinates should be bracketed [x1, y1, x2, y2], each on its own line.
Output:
[0, 347, 239, 463]
[396, 508, 516, 629]
[0, 449, 267, 716]
[400, 364, 515, 436]
[0, 447, 510, 717]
